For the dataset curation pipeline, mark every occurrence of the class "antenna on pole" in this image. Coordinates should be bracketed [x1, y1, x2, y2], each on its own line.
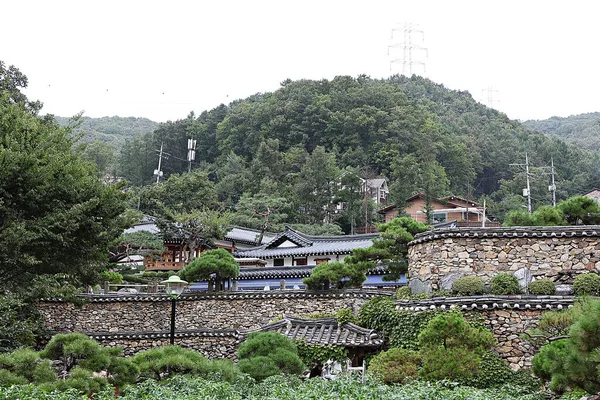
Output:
[510, 153, 532, 214]
[154, 142, 164, 183]
[388, 23, 428, 76]
[187, 138, 197, 173]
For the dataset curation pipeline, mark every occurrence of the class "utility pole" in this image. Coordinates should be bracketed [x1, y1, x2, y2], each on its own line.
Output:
[187, 138, 197, 173]
[388, 23, 428, 75]
[549, 157, 557, 207]
[154, 142, 164, 183]
[510, 153, 532, 214]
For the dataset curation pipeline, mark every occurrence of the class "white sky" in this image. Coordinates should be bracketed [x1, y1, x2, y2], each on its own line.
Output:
[2, 0, 599, 123]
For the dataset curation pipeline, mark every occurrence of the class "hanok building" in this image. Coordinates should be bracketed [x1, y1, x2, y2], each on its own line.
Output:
[249, 316, 383, 367]
[222, 226, 406, 290]
[234, 226, 378, 267]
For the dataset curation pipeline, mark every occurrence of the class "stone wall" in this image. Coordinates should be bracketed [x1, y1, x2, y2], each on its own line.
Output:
[37, 291, 379, 357]
[396, 295, 574, 370]
[408, 226, 600, 292]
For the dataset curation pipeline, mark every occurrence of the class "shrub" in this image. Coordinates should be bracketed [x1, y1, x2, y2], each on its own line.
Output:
[0, 348, 56, 385]
[418, 311, 495, 382]
[237, 332, 305, 381]
[528, 279, 556, 295]
[101, 270, 124, 284]
[452, 276, 485, 296]
[133, 345, 210, 380]
[504, 210, 535, 226]
[368, 347, 420, 384]
[490, 273, 521, 295]
[395, 286, 412, 299]
[572, 273, 600, 296]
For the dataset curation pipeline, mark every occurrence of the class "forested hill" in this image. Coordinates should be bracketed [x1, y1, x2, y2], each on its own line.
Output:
[522, 112, 600, 152]
[117, 75, 600, 224]
[55, 116, 158, 148]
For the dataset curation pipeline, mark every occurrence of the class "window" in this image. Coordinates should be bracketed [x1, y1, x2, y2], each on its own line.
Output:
[273, 259, 284, 267]
[432, 212, 447, 223]
[294, 257, 308, 266]
[315, 258, 330, 265]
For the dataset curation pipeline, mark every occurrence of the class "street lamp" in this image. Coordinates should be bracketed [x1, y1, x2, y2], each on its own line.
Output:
[161, 275, 189, 345]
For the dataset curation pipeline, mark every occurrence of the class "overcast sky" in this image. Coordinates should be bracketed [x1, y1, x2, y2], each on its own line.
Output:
[2, 0, 599, 123]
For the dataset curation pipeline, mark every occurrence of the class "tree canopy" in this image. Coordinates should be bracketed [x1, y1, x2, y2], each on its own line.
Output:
[0, 71, 131, 289]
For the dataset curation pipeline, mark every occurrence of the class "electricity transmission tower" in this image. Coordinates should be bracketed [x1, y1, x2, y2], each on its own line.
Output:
[481, 87, 500, 109]
[388, 23, 428, 76]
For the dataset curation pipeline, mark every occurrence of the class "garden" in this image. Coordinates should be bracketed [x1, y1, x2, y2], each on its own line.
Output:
[3, 271, 600, 399]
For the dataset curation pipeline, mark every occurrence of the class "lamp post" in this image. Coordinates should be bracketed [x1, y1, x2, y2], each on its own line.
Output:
[161, 275, 189, 345]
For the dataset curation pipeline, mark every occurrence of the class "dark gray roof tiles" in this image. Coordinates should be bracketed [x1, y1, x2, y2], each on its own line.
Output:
[237, 265, 390, 280]
[84, 329, 240, 341]
[224, 227, 277, 246]
[410, 225, 600, 245]
[250, 316, 383, 348]
[235, 226, 378, 259]
[39, 290, 391, 303]
[395, 295, 576, 311]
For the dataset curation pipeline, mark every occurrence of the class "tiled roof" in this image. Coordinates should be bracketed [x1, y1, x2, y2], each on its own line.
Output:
[395, 295, 575, 311]
[224, 226, 277, 246]
[235, 226, 378, 259]
[410, 225, 600, 245]
[251, 316, 383, 348]
[236, 265, 390, 280]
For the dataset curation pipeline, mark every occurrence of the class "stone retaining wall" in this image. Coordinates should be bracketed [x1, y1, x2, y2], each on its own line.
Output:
[397, 295, 574, 370]
[37, 291, 377, 333]
[37, 291, 380, 357]
[408, 226, 600, 292]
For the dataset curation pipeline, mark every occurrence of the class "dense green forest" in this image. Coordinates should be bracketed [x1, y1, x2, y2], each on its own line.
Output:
[523, 112, 600, 152]
[70, 75, 600, 229]
[54, 115, 158, 148]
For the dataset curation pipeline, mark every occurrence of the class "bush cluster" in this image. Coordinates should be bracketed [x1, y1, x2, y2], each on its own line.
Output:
[237, 332, 305, 381]
[490, 273, 521, 295]
[452, 276, 485, 296]
[368, 347, 420, 384]
[528, 279, 556, 295]
[572, 273, 600, 296]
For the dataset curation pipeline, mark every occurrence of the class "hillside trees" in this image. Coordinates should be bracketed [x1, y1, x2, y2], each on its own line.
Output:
[111, 75, 600, 228]
[0, 76, 130, 289]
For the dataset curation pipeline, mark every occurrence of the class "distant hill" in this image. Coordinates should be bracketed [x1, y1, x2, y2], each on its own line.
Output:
[54, 116, 158, 149]
[523, 112, 600, 152]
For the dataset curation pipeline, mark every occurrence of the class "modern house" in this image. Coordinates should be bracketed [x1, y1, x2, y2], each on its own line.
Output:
[585, 189, 600, 204]
[361, 178, 389, 207]
[377, 193, 499, 227]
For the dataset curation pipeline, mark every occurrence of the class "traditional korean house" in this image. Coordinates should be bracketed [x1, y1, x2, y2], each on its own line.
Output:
[248, 316, 383, 368]
[233, 226, 378, 267]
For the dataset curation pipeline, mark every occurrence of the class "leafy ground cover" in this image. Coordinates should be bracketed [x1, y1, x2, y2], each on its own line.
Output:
[0, 375, 547, 400]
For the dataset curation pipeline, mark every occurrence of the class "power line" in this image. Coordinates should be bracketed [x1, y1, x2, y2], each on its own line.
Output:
[509, 153, 532, 214]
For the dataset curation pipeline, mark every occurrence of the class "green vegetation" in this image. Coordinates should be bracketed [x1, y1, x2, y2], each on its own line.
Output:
[418, 311, 495, 381]
[504, 195, 600, 227]
[532, 299, 600, 394]
[490, 273, 522, 295]
[179, 249, 239, 292]
[523, 112, 600, 152]
[452, 276, 485, 296]
[303, 261, 367, 290]
[0, 374, 549, 400]
[572, 273, 600, 296]
[236, 332, 305, 381]
[528, 279, 556, 295]
[368, 347, 420, 384]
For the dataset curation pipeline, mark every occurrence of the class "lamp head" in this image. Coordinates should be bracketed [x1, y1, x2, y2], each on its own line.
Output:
[161, 275, 188, 297]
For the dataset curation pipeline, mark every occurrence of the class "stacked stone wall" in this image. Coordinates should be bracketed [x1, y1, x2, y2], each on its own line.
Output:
[408, 226, 600, 292]
[37, 291, 378, 357]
